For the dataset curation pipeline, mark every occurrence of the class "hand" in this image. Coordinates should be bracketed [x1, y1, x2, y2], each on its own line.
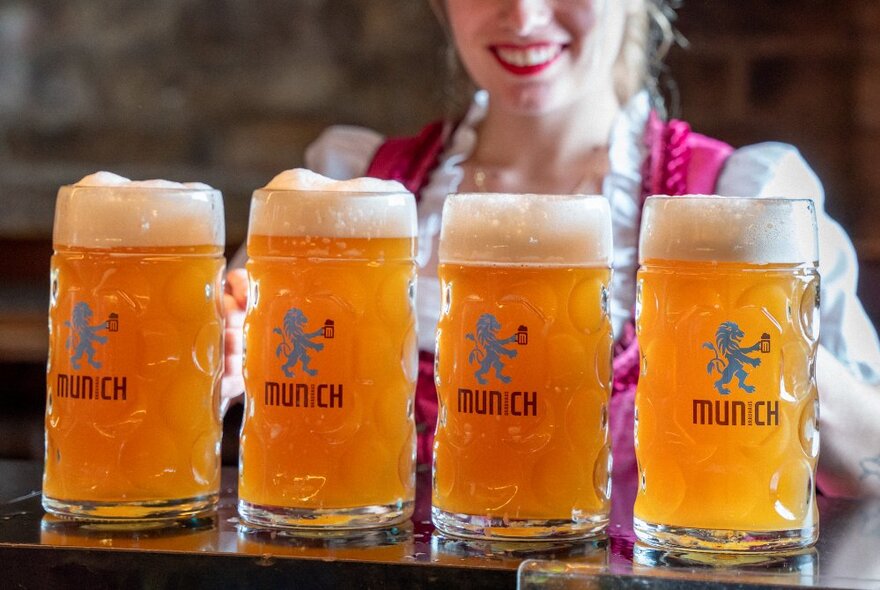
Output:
[221, 268, 248, 415]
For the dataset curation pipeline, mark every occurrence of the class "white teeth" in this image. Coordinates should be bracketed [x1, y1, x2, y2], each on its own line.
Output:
[496, 45, 561, 68]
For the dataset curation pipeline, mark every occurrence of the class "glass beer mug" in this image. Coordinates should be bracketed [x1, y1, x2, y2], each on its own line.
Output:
[433, 193, 614, 540]
[44, 173, 225, 520]
[238, 171, 418, 529]
[634, 196, 820, 551]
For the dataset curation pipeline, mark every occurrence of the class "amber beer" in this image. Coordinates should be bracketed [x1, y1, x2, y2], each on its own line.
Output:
[44, 177, 225, 520]
[433, 193, 613, 539]
[238, 177, 417, 528]
[634, 196, 820, 551]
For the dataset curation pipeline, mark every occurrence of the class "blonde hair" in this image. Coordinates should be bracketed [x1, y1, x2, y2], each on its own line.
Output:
[431, 0, 681, 117]
[618, 0, 683, 116]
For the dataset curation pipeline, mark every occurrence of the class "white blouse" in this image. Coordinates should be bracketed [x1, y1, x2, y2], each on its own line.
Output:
[305, 91, 880, 385]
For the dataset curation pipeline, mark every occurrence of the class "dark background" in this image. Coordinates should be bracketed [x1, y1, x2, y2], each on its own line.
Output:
[1, 0, 878, 461]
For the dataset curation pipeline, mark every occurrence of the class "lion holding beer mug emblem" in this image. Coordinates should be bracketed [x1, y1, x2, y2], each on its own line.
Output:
[274, 307, 326, 378]
[702, 321, 766, 395]
[466, 313, 520, 385]
[65, 302, 108, 371]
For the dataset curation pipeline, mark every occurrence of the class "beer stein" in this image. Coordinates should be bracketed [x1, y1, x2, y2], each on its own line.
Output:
[634, 196, 820, 551]
[44, 173, 225, 520]
[433, 193, 613, 539]
[238, 170, 418, 529]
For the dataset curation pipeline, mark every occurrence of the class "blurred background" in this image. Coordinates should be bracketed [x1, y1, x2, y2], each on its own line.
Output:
[1, 0, 878, 462]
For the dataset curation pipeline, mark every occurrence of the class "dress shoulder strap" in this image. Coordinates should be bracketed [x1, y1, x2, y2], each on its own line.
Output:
[641, 111, 734, 199]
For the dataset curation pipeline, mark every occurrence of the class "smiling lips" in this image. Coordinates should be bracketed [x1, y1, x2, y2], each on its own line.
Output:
[491, 43, 565, 75]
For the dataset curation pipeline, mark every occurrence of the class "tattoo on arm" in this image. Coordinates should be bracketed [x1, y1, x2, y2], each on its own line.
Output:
[860, 455, 880, 480]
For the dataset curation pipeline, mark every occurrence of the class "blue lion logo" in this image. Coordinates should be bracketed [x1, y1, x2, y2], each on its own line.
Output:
[274, 308, 325, 378]
[702, 322, 763, 395]
[65, 302, 108, 371]
[466, 314, 518, 385]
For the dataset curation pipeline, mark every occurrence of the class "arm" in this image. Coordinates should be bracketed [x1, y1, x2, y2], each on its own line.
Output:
[816, 346, 880, 496]
[738, 342, 762, 362]
[812, 179, 880, 497]
[306, 328, 326, 348]
[813, 211, 880, 496]
[719, 143, 880, 497]
[93, 325, 108, 344]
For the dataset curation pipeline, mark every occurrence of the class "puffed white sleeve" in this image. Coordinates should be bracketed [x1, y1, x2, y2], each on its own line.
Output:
[716, 142, 880, 384]
[304, 125, 385, 180]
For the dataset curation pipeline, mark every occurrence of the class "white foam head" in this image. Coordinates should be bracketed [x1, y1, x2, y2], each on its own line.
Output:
[438, 193, 613, 266]
[639, 196, 819, 264]
[248, 169, 417, 239]
[53, 172, 224, 249]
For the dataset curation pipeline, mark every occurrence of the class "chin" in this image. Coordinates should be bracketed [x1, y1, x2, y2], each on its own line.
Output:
[496, 85, 566, 116]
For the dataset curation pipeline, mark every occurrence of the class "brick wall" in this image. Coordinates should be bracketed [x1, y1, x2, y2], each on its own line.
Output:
[0, 0, 447, 246]
[1, 1, 876, 244]
[670, 1, 854, 225]
[852, 1, 880, 249]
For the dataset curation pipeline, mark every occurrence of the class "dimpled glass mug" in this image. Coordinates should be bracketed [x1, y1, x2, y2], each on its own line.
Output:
[238, 170, 418, 529]
[44, 173, 225, 520]
[432, 193, 614, 540]
[634, 196, 820, 551]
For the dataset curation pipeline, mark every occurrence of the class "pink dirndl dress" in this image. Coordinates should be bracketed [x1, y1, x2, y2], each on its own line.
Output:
[366, 114, 733, 513]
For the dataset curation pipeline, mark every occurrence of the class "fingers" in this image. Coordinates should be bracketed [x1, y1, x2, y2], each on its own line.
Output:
[224, 329, 243, 376]
[225, 268, 249, 309]
[220, 374, 244, 416]
[224, 305, 244, 380]
[221, 320, 245, 415]
[224, 294, 245, 329]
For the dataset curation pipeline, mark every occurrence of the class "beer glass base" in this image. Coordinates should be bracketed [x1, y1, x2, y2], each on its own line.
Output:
[431, 507, 607, 541]
[237, 499, 414, 530]
[632, 541, 818, 570]
[633, 517, 818, 552]
[42, 493, 218, 522]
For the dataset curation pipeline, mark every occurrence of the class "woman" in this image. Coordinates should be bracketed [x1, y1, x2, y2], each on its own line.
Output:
[226, 0, 880, 499]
